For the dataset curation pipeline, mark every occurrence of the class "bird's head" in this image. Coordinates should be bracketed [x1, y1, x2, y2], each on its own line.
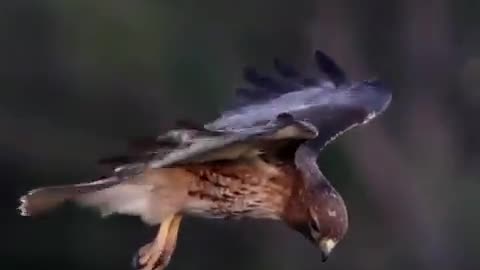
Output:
[295, 183, 348, 262]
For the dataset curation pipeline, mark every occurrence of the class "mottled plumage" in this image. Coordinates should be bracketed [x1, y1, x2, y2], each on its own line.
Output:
[18, 49, 391, 270]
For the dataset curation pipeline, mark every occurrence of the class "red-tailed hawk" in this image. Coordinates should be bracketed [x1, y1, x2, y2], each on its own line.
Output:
[18, 50, 391, 270]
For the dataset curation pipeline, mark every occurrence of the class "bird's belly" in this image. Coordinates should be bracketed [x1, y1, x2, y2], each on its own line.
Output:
[180, 158, 297, 220]
[183, 184, 288, 220]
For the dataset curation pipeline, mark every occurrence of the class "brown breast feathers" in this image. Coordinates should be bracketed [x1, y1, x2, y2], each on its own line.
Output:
[179, 158, 309, 222]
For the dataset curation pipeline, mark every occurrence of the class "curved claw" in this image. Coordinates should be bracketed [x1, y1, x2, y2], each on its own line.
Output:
[132, 215, 182, 270]
[132, 241, 171, 270]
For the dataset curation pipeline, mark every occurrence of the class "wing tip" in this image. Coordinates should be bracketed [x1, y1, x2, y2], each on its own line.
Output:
[314, 49, 347, 85]
[222, 48, 391, 125]
[231, 49, 346, 108]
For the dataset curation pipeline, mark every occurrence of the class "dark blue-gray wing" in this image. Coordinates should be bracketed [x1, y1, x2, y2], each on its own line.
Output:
[229, 50, 346, 110]
[205, 50, 392, 151]
[101, 50, 391, 179]
[210, 50, 346, 130]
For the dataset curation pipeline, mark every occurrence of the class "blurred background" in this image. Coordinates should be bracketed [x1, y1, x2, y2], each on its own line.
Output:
[1, 0, 479, 270]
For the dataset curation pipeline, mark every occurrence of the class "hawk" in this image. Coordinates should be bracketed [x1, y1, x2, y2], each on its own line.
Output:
[18, 50, 391, 270]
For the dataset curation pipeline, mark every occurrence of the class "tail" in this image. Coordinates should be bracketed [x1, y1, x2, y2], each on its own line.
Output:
[18, 177, 121, 217]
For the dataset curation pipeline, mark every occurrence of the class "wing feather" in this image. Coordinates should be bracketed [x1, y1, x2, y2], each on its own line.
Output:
[99, 115, 318, 178]
[205, 50, 391, 153]
[99, 49, 391, 182]
[273, 58, 299, 78]
[314, 50, 347, 86]
[224, 49, 346, 112]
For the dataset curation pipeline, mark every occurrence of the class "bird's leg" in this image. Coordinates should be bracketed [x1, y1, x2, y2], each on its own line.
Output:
[134, 214, 183, 270]
[155, 214, 182, 270]
[136, 216, 173, 270]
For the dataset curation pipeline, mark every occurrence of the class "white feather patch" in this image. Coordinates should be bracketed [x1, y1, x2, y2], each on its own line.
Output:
[77, 184, 154, 217]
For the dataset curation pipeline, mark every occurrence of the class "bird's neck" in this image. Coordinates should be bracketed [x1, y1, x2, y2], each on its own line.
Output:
[281, 173, 311, 227]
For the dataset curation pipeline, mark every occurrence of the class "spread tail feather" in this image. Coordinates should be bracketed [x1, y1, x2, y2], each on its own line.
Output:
[18, 177, 121, 217]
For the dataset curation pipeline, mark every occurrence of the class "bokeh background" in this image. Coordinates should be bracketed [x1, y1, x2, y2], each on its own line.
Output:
[2, 0, 479, 270]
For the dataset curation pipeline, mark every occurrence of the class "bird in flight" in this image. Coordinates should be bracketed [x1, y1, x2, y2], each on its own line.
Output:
[18, 49, 391, 270]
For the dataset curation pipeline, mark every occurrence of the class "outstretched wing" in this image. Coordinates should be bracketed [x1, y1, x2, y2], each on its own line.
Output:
[205, 50, 391, 152]
[206, 51, 345, 132]
[203, 50, 391, 190]
[100, 49, 391, 179]
[225, 50, 346, 112]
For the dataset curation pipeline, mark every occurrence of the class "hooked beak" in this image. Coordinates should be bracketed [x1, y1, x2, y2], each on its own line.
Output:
[319, 239, 337, 262]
